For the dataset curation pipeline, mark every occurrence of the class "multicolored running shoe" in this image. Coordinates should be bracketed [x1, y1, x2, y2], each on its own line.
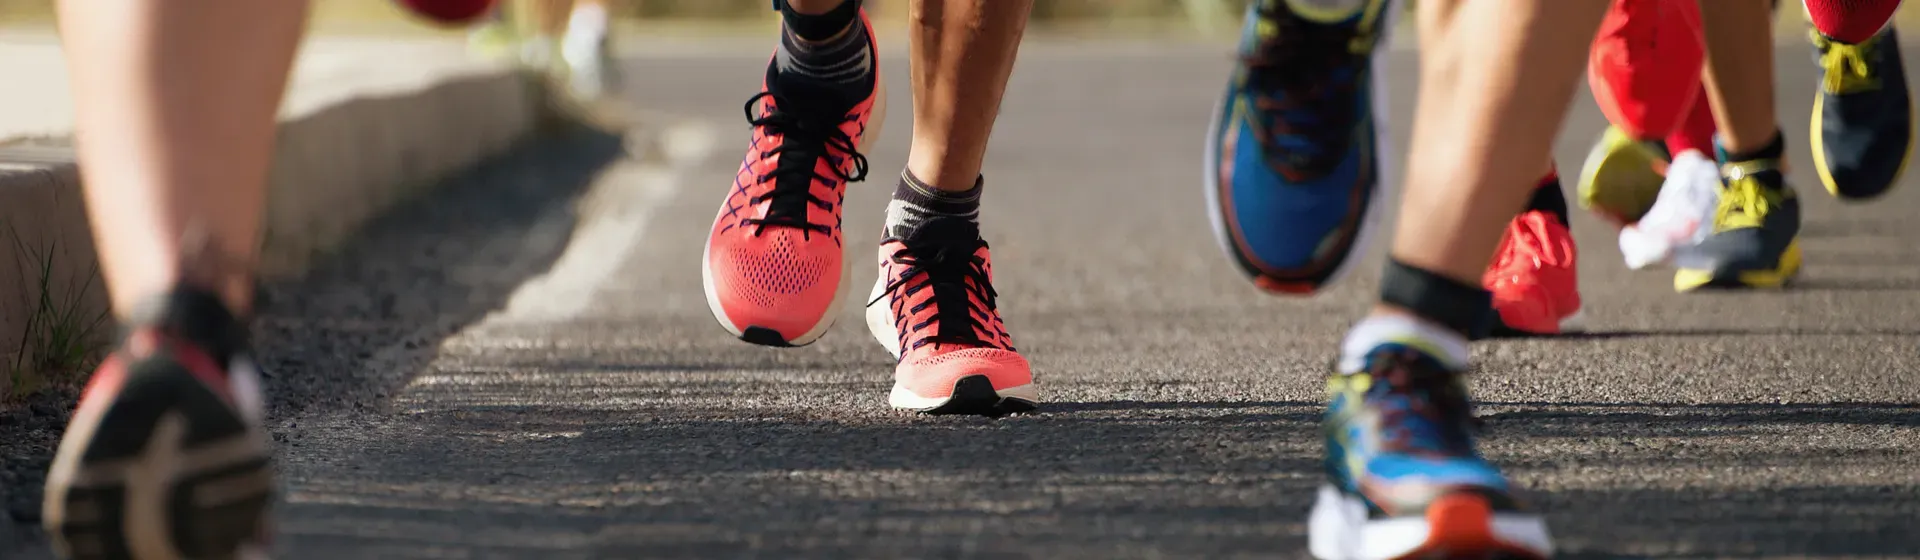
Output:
[1203, 0, 1392, 295]
[1312, 344, 1552, 560]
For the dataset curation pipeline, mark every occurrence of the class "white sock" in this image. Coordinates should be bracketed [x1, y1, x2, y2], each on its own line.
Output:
[568, 3, 609, 38]
[1337, 314, 1469, 374]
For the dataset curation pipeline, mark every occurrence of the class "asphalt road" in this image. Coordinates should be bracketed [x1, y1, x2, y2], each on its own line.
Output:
[16, 38, 1920, 559]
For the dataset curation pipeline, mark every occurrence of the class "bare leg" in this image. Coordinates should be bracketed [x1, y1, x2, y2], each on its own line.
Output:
[42, 0, 301, 557]
[1311, 2, 1606, 557]
[865, 0, 1037, 415]
[1696, 0, 1778, 154]
[531, 0, 576, 37]
[1388, 0, 1605, 287]
[58, 0, 308, 318]
[903, 0, 1033, 192]
[1674, 0, 1802, 291]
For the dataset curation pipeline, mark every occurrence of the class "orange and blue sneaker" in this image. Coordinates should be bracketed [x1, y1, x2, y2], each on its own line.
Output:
[1483, 207, 1584, 337]
[1810, 26, 1913, 200]
[43, 289, 274, 560]
[1203, 0, 1392, 295]
[1310, 344, 1553, 560]
[703, 12, 888, 347]
[864, 215, 1035, 416]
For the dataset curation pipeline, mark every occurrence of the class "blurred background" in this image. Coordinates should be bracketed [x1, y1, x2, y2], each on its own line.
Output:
[4, 0, 1915, 37]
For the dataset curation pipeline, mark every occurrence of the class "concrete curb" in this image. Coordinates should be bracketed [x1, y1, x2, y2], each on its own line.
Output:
[0, 38, 546, 398]
[260, 70, 543, 278]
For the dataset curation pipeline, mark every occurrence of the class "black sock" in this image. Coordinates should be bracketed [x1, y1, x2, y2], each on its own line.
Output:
[127, 287, 251, 365]
[885, 170, 982, 243]
[770, 0, 873, 108]
[1717, 131, 1788, 191]
[1720, 130, 1785, 164]
[1525, 171, 1570, 227]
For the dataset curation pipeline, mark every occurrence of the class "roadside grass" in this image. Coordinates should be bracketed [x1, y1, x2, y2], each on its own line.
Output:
[3, 224, 109, 403]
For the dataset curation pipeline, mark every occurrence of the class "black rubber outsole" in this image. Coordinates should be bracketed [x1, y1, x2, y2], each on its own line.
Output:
[913, 375, 1038, 418]
[45, 359, 273, 560]
[739, 326, 797, 348]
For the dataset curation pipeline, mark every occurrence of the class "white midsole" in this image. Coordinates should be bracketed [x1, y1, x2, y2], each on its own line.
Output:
[887, 382, 1039, 410]
[1308, 484, 1553, 560]
[868, 275, 1041, 410]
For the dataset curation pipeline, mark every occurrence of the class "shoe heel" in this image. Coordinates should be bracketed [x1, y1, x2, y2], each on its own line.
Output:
[45, 359, 273, 560]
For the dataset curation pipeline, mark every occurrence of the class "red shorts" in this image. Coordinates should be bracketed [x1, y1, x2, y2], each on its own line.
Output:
[1587, 0, 1709, 147]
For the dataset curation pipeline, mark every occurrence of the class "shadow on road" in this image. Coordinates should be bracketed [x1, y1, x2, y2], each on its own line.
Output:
[269, 373, 1918, 558]
[1558, 327, 1920, 339]
[251, 122, 629, 421]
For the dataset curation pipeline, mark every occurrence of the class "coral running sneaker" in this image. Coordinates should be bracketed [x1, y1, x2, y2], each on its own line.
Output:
[1484, 208, 1584, 337]
[1311, 344, 1552, 560]
[703, 13, 887, 347]
[1203, 0, 1392, 295]
[1810, 27, 1913, 200]
[43, 290, 273, 560]
[864, 217, 1035, 416]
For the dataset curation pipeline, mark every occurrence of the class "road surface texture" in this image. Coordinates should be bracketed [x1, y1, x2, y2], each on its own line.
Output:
[12, 38, 1920, 559]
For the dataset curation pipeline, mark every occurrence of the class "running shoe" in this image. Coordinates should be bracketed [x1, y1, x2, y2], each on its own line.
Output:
[1311, 344, 1552, 560]
[864, 216, 1035, 416]
[1204, 0, 1392, 295]
[1810, 27, 1913, 200]
[1619, 149, 1720, 269]
[43, 290, 273, 560]
[1674, 155, 1802, 291]
[1484, 208, 1584, 337]
[561, 19, 619, 101]
[703, 12, 887, 347]
[1575, 126, 1669, 226]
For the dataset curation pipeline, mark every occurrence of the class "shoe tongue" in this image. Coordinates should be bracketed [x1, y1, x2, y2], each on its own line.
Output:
[901, 216, 981, 250]
[767, 69, 863, 118]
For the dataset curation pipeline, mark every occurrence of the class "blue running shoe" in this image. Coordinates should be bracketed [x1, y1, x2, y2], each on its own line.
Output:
[1310, 344, 1553, 560]
[1204, 0, 1392, 295]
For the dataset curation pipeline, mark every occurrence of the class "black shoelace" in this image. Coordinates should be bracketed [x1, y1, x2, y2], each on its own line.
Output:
[868, 236, 1005, 353]
[740, 91, 870, 238]
[1241, 4, 1373, 177]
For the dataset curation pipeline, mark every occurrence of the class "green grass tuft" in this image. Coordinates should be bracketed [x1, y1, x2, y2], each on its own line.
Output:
[4, 223, 110, 402]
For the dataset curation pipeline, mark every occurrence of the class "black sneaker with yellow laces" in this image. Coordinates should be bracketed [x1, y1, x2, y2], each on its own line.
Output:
[1674, 144, 1802, 292]
[1811, 27, 1913, 200]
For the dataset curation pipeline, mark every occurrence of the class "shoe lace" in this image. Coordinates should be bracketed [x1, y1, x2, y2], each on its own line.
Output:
[1813, 30, 1882, 94]
[1712, 162, 1784, 232]
[1364, 348, 1479, 456]
[740, 91, 870, 238]
[1495, 212, 1569, 273]
[1239, 2, 1379, 178]
[867, 234, 1004, 353]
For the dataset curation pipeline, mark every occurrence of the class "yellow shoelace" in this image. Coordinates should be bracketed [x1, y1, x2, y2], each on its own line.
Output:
[1813, 30, 1881, 94]
[1713, 161, 1790, 232]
